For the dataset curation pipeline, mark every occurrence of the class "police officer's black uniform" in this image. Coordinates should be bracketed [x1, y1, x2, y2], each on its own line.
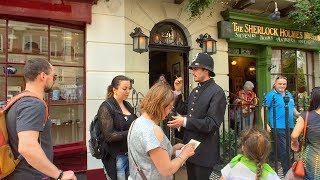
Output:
[174, 53, 227, 180]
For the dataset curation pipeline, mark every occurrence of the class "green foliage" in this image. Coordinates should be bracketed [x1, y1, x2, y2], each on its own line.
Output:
[187, 0, 217, 18]
[220, 129, 240, 162]
[289, 0, 320, 35]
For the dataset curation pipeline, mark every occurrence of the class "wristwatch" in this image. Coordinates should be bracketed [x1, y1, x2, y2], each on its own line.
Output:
[57, 170, 63, 180]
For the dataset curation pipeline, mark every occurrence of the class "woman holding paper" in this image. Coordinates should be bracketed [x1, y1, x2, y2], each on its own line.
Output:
[127, 82, 195, 180]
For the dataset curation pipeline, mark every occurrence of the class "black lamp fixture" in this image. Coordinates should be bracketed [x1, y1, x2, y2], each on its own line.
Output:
[196, 33, 217, 55]
[130, 27, 149, 54]
[269, 2, 280, 21]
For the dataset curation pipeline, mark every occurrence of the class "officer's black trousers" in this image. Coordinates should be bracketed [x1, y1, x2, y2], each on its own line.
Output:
[186, 161, 213, 180]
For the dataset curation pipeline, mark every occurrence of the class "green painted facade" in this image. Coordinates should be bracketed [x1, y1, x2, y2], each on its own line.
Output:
[220, 10, 318, 126]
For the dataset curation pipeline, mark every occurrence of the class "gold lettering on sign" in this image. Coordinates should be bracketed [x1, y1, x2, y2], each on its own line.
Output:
[228, 21, 320, 44]
[232, 22, 243, 32]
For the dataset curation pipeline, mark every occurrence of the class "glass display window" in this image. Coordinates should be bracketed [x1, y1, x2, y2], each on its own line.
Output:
[271, 48, 314, 96]
[0, 19, 85, 146]
[50, 26, 84, 67]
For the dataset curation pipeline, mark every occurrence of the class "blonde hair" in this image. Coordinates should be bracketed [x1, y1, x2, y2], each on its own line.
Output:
[140, 82, 174, 121]
[240, 127, 271, 180]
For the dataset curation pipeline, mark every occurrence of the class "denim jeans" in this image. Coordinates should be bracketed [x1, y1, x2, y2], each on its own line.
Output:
[271, 129, 291, 175]
[116, 154, 129, 180]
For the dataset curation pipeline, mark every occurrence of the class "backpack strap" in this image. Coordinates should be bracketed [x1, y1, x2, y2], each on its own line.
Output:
[4, 91, 48, 127]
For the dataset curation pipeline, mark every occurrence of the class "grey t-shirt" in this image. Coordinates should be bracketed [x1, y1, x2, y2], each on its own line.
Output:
[128, 116, 173, 180]
[6, 97, 53, 179]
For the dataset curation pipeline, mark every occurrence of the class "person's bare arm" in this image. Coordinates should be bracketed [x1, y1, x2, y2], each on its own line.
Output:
[148, 126, 194, 176]
[18, 131, 76, 179]
[294, 108, 301, 117]
[261, 107, 271, 132]
[291, 116, 304, 152]
[220, 176, 225, 180]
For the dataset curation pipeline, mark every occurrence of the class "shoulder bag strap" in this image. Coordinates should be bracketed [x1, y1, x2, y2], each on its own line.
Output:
[299, 111, 309, 158]
[128, 120, 148, 180]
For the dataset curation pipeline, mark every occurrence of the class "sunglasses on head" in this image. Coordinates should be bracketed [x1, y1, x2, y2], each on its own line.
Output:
[276, 76, 287, 80]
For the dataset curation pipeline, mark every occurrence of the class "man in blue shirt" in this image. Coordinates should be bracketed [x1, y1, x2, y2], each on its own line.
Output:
[261, 76, 300, 175]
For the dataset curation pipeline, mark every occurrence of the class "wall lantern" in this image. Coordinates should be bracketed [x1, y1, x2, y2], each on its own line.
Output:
[269, 2, 280, 21]
[130, 27, 149, 54]
[196, 33, 217, 55]
[231, 60, 237, 65]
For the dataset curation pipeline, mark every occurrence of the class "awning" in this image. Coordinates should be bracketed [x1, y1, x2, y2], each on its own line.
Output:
[0, 0, 92, 24]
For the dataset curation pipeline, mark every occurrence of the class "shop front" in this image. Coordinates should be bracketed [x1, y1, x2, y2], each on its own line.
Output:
[0, 0, 92, 173]
[218, 10, 320, 125]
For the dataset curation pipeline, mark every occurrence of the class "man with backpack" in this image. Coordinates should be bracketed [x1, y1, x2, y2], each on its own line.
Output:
[5, 58, 76, 179]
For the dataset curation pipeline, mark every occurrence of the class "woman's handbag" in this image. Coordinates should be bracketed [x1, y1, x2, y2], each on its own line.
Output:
[286, 111, 309, 179]
[292, 159, 305, 177]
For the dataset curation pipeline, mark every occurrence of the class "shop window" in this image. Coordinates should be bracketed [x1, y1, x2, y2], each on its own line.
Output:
[50, 41, 57, 57]
[271, 49, 314, 97]
[228, 47, 240, 55]
[241, 48, 257, 56]
[150, 22, 188, 46]
[0, 20, 85, 146]
[22, 34, 33, 53]
[0, 34, 3, 52]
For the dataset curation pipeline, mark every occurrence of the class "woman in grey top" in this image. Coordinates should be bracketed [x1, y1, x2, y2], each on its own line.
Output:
[128, 82, 195, 180]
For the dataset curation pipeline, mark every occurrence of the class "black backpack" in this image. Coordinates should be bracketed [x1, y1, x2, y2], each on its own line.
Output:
[88, 114, 103, 159]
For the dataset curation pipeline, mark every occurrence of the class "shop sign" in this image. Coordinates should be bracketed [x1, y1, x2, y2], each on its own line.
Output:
[218, 21, 320, 49]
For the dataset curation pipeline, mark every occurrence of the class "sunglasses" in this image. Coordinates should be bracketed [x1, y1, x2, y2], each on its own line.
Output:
[276, 76, 287, 80]
[53, 74, 57, 81]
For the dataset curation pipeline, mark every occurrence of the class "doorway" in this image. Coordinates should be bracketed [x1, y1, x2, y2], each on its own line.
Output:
[149, 51, 187, 90]
[149, 50, 188, 140]
[229, 56, 257, 100]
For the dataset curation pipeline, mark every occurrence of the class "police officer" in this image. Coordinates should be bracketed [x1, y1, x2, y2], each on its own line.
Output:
[168, 53, 227, 180]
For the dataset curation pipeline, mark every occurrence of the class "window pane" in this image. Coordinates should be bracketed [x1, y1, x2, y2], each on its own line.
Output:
[50, 26, 84, 66]
[0, 77, 5, 102]
[307, 52, 313, 75]
[282, 50, 296, 74]
[228, 47, 240, 54]
[0, 19, 5, 63]
[50, 66, 84, 104]
[51, 105, 84, 145]
[8, 21, 48, 62]
[308, 75, 313, 93]
[271, 50, 281, 74]
[297, 51, 307, 93]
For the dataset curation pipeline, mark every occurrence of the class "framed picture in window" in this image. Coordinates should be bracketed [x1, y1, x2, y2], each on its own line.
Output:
[172, 62, 181, 77]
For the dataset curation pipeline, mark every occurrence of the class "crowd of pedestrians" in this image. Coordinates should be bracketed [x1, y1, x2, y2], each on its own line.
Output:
[5, 54, 320, 180]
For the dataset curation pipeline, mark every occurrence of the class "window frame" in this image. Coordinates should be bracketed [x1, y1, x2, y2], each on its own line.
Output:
[271, 48, 315, 95]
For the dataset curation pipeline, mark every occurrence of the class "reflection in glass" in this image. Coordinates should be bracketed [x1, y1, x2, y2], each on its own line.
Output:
[271, 50, 281, 74]
[0, 20, 5, 63]
[297, 51, 307, 94]
[50, 26, 84, 66]
[51, 66, 84, 103]
[8, 21, 48, 62]
[0, 77, 5, 102]
[271, 49, 314, 97]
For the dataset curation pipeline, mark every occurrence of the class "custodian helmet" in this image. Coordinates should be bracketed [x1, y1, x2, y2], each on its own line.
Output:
[188, 53, 215, 77]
